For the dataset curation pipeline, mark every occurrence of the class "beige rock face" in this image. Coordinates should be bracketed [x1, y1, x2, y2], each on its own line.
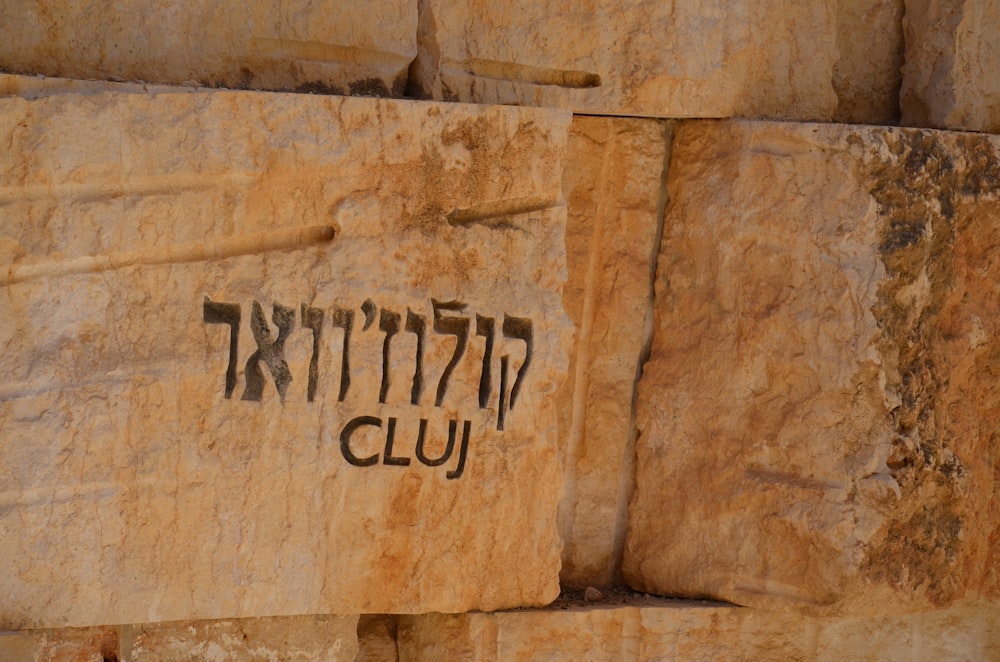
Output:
[901, 0, 1000, 132]
[413, 0, 901, 122]
[0, 72, 214, 99]
[0, 90, 573, 627]
[0, 1, 416, 95]
[0, 626, 120, 662]
[557, 117, 669, 587]
[396, 598, 1000, 661]
[121, 615, 360, 661]
[0, 615, 360, 661]
[626, 120, 1000, 615]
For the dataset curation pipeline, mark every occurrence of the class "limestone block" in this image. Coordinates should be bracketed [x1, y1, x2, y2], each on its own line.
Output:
[0, 616, 359, 661]
[626, 120, 1000, 615]
[121, 615, 360, 661]
[413, 0, 900, 121]
[901, 0, 1000, 132]
[0, 1, 416, 95]
[396, 598, 1000, 661]
[0, 627, 119, 662]
[0, 73, 212, 99]
[557, 117, 669, 587]
[0, 90, 573, 627]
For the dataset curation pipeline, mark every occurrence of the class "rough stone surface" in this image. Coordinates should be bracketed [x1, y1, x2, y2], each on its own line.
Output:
[0, 89, 573, 627]
[557, 116, 669, 587]
[0, 1, 416, 96]
[901, 0, 1000, 132]
[626, 120, 1000, 615]
[0, 626, 119, 662]
[413, 0, 901, 122]
[121, 616, 360, 661]
[0, 73, 213, 99]
[0, 616, 359, 661]
[396, 598, 1000, 661]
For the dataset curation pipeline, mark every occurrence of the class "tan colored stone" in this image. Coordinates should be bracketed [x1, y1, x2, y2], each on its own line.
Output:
[413, 1, 901, 121]
[557, 117, 669, 587]
[0, 73, 213, 99]
[901, 0, 1000, 132]
[0, 626, 119, 662]
[833, 0, 904, 124]
[396, 598, 1000, 661]
[0, 1, 416, 95]
[0, 616, 359, 661]
[0, 89, 573, 627]
[121, 615, 359, 661]
[626, 120, 1000, 615]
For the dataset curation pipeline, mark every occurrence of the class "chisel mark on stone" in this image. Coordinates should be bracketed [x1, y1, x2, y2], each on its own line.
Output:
[452, 57, 601, 88]
[447, 197, 562, 227]
[2, 225, 336, 286]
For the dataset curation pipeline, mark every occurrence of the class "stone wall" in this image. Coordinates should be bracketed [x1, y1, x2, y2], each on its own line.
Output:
[1, 2, 998, 660]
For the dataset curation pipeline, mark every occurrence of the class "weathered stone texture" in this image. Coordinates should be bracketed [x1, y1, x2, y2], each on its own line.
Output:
[0, 90, 573, 627]
[413, 0, 902, 122]
[396, 598, 1000, 661]
[626, 120, 1000, 615]
[121, 615, 360, 661]
[557, 116, 669, 587]
[0, 615, 360, 661]
[0, 73, 211, 99]
[901, 0, 1000, 132]
[0, 627, 119, 662]
[0, 1, 416, 96]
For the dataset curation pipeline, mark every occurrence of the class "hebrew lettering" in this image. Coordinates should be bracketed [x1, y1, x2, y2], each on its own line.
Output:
[202, 296, 537, 476]
[497, 355, 510, 431]
[203, 297, 241, 399]
[475, 314, 495, 409]
[405, 309, 426, 405]
[378, 308, 401, 404]
[432, 299, 470, 407]
[331, 305, 354, 401]
[301, 303, 324, 402]
[501, 315, 533, 410]
[243, 301, 296, 402]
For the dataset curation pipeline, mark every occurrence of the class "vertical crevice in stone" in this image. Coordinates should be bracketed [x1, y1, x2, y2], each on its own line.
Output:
[899, 0, 966, 128]
[356, 614, 399, 662]
[610, 120, 674, 584]
[98, 627, 120, 662]
[832, 0, 905, 124]
[557, 120, 615, 587]
[405, 0, 442, 100]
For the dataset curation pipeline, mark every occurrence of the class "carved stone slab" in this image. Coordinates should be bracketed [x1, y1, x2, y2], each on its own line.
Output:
[0, 90, 572, 627]
[0, 1, 416, 96]
[626, 120, 1000, 615]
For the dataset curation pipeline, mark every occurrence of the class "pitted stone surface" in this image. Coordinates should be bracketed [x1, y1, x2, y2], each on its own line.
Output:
[0, 89, 573, 627]
[626, 120, 1000, 615]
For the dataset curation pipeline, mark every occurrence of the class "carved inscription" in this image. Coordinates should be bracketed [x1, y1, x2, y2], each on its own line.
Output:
[203, 297, 536, 479]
